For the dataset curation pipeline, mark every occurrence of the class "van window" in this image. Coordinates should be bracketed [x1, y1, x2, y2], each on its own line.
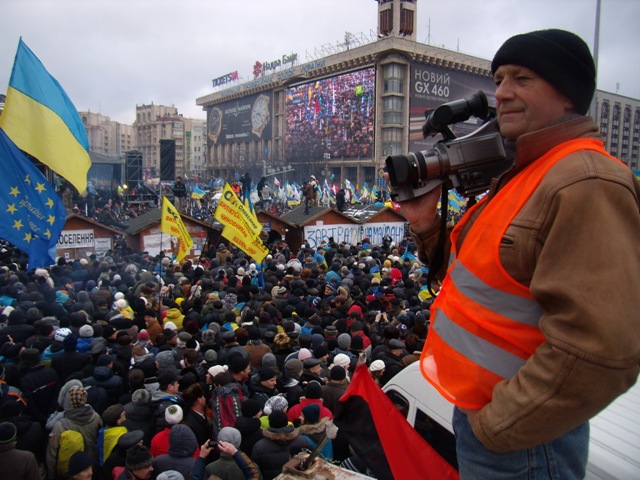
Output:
[415, 408, 458, 470]
[385, 389, 458, 470]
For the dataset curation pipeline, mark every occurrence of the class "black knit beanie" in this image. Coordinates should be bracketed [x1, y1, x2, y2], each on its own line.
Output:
[491, 29, 596, 115]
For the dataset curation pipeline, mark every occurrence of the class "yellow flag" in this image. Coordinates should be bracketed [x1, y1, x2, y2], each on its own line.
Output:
[218, 183, 263, 237]
[214, 183, 268, 263]
[161, 196, 194, 261]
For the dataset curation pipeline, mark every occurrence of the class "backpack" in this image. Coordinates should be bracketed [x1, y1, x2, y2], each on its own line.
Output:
[56, 418, 85, 477]
[211, 383, 244, 439]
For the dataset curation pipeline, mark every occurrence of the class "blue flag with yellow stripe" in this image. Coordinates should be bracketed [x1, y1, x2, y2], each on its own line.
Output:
[0, 129, 67, 269]
[0, 39, 91, 193]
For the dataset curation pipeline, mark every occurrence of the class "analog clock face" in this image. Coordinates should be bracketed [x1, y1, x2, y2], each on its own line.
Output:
[209, 108, 222, 133]
[251, 96, 269, 131]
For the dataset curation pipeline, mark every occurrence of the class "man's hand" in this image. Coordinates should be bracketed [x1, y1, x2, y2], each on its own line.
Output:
[384, 173, 440, 233]
[218, 440, 238, 456]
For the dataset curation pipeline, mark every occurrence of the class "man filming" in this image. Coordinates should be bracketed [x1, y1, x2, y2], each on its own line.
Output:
[400, 29, 640, 479]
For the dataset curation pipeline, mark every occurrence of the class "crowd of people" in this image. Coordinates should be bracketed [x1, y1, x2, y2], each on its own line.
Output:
[0, 232, 431, 480]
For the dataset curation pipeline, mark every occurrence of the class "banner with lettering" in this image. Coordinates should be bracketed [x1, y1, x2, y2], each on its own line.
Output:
[161, 196, 194, 261]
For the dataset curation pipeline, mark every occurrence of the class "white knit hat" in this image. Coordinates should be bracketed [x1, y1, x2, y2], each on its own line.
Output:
[164, 405, 183, 425]
[369, 359, 386, 372]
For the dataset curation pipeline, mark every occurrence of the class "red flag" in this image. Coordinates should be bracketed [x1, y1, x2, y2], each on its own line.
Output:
[336, 364, 459, 480]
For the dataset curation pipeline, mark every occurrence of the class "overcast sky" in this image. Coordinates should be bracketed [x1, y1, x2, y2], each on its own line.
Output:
[1, 0, 638, 125]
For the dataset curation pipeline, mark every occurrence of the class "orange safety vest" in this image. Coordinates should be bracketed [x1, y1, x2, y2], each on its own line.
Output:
[420, 138, 622, 409]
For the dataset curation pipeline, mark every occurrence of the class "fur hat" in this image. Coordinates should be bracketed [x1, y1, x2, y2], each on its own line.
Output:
[132, 389, 151, 405]
[491, 29, 596, 115]
[19, 348, 41, 369]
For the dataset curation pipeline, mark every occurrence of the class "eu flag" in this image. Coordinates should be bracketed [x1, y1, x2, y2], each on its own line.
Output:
[0, 129, 67, 269]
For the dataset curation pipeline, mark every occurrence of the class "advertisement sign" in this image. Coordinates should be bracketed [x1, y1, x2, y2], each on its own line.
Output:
[57, 229, 95, 249]
[212, 71, 239, 88]
[409, 63, 496, 152]
[303, 221, 405, 248]
[285, 67, 376, 163]
[207, 92, 273, 146]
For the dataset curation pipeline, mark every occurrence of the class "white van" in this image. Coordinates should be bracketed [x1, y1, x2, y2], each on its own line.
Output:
[382, 362, 640, 479]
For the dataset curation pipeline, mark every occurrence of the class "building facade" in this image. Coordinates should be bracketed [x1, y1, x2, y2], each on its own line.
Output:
[80, 111, 135, 157]
[197, 0, 640, 187]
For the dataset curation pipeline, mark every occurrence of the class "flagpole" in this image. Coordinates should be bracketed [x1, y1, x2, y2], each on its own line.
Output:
[589, 0, 601, 120]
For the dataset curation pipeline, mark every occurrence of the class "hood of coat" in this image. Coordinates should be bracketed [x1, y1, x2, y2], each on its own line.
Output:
[263, 424, 300, 443]
[168, 424, 198, 457]
[92, 365, 114, 381]
[297, 416, 331, 437]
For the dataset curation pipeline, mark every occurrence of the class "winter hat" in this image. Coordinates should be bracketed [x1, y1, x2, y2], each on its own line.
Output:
[102, 403, 125, 427]
[63, 333, 78, 351]
[137, 329, 150, 342]
[259, 367, 279, 382]
[297, 348, 312, 361]
[241, 399, 263, 418]
[54, 327, 72, 342]
[164, 404, 184, 425]
[164, 321, 177, 331]
[337, 333, 351, 350]
[114, 292, 125, 301]
[79, 324, 94, 338]
[157, 472, 185, 480]
[208, 364, 229, 378]
[155, 350, 175, 369]
[268, 410, 289, 429]
[0, 422, 17, 444]
[284, 358, 304, 377]
[69, 386, 88, 408]
[126, 445, 153, 470]
[304, 380, 322, 399]
[131, 389, 151, 405]
[388, 339, 405, 350]
[301, 403, 321, 423]
[332, 353, 351, 369]
[204, 349, 218, 363]
[491, 29, 596, 115]
[369, 359, 386, 372]
[262, 353, 277, 370]
[68, 451, 93, 476]
[218, 426, 242, 449]
[263, 395, 288, 415]
[313, 344, 328, 359]
[330, 365, 347, 381]
[229, 355, 250, 374]
[303, 358, 321, 369]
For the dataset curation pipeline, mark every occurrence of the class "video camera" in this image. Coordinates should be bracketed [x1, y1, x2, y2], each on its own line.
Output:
[385, 91, 514, 202]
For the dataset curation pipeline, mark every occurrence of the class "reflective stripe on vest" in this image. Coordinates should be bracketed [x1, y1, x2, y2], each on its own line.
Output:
[421, 138, 617, 408]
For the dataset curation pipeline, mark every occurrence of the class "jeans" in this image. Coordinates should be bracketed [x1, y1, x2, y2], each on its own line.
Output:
[453, 407, 589, 480]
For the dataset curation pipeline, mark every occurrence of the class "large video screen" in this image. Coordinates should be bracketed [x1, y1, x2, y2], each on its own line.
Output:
[409, 63, 496, 152]
[285, 67, 375, 162]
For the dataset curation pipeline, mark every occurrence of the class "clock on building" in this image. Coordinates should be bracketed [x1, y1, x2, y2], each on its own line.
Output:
[251, 94, 270, 137]
[208, 107, 223, 144]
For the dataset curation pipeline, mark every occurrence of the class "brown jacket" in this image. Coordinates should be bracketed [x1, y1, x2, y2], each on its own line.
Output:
[413, 116, 640, 451]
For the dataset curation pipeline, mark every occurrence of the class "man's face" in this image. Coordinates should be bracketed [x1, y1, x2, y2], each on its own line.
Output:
[132, 465, 153, 479]
[494, 65, 574, 140]
[73, 466, 93, 480]
[166, 380, 180, 394]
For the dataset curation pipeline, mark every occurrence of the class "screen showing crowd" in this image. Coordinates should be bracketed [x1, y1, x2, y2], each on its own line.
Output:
[285, 67, 375, 163]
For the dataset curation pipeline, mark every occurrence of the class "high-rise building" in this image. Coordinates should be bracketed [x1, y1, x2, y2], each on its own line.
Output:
[79, 111, 134, 157]
[133, 104, 206, 181]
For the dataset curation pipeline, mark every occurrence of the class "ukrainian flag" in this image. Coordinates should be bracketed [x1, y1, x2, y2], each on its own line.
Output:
[0, 39, 91, 193]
